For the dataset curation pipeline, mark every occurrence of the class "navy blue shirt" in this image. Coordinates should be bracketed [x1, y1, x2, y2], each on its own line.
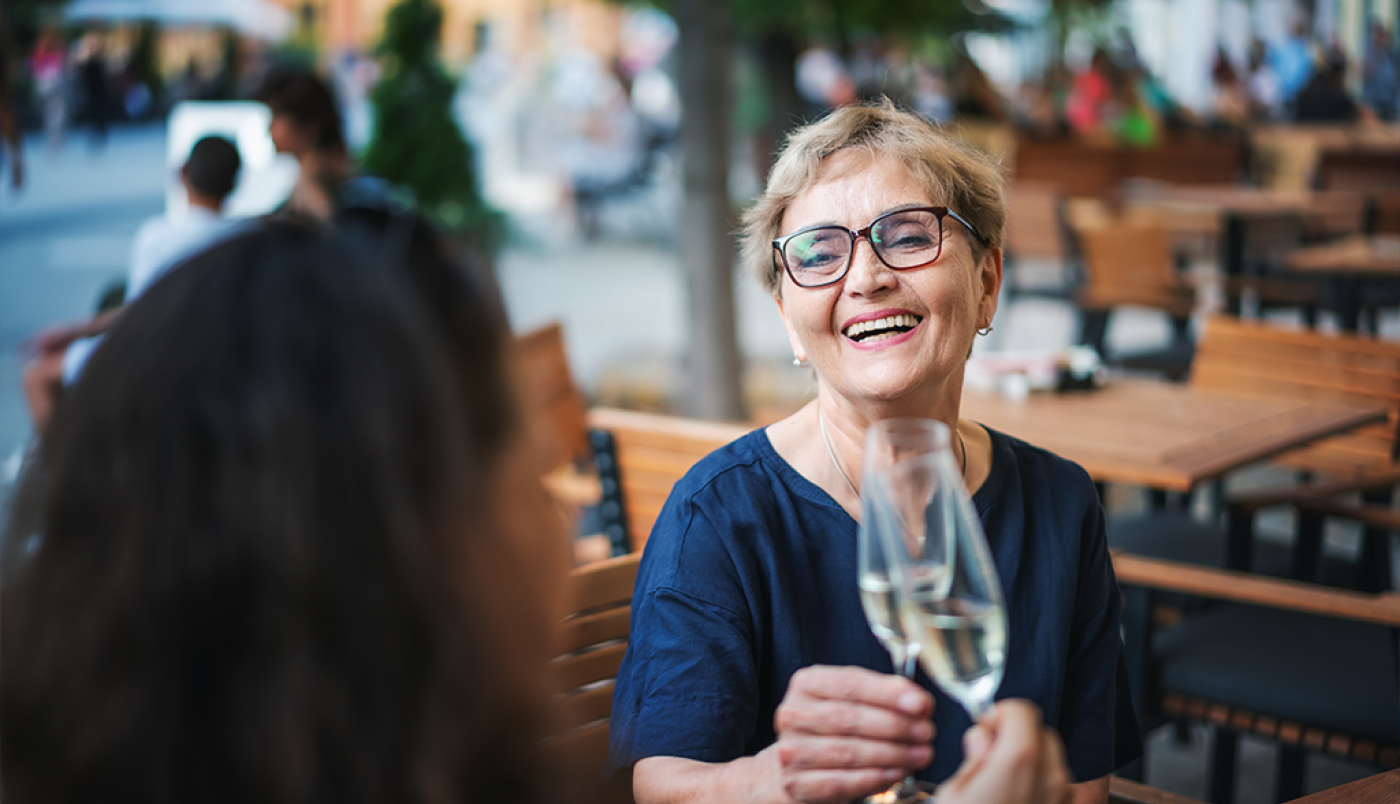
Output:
[608, 426, 1142, 783]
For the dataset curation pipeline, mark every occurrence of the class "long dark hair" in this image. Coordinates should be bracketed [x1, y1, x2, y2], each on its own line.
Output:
[1, 217, 553, 804]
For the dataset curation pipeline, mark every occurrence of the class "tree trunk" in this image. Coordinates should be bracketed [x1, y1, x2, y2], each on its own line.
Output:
[673, 0, 745, 421]
[754, 29, 804, 179]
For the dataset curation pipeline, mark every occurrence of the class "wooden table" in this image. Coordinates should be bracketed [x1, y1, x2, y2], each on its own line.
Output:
[962, 377, 1388, 492]
[1284, 767, 1400, 803]
[1124, 185, 1335, 316]
[1286, 235, 1400, 331]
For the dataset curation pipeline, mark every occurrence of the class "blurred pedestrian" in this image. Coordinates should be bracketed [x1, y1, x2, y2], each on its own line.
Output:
[0, 9, 24, 189]
[1210, 47, 1250, 127]
[75, 32, 112, 149]
[1293, 52, 1360, 122]
[1362, 23, 1397, 121]
[29, 27, 67, 153]
[1271, 21, 1317, 106]
[1, 214, 575, 804]
[1246, 38, 1283, 120]
[255, 67, 353, 221]
[21, 136, 243, 431]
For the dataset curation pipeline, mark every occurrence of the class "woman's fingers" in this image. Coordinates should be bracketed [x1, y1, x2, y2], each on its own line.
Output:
[788, 666, 932, 711]
[776, 697, 934, 742]
[771, 666, 937, 804]
[777, 734, 932, 771]
[782, 767, 907, 804]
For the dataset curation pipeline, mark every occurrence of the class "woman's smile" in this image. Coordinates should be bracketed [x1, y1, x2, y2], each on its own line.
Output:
[842, 309, 925, 349]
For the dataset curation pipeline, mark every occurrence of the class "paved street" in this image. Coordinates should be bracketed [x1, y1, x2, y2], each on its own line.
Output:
[1, 124, 170, 478]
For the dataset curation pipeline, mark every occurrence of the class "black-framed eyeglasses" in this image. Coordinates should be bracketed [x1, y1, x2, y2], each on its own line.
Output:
[772, 206, 991, 289]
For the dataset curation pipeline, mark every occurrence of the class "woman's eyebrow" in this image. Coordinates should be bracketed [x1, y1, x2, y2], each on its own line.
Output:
[790, 202, 939, 233]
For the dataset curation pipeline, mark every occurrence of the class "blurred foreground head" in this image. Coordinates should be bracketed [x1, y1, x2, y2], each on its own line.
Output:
[1, 216, 563, 804]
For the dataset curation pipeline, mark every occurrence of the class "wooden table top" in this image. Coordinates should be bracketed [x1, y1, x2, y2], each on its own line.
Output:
[1283, 767, 1400, 803]
[1124, 184, 1319, 218]
[1285, 235, 1400, 276]
[962, 378, 1388, 491]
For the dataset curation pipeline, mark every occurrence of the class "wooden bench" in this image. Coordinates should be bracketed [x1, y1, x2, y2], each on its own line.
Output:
[548, 551, 641, 803]
[587, 408, 747, 554]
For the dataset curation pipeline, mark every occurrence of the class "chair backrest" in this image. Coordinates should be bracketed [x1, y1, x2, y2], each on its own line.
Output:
[1004, 180, 1067, 262]
[1073, 222, 1194, 317]
[588, 408, 748, 553]
[1190, 315, 1400, 473]
[513, 322, 591, 471]
[549, 551, 643, 803]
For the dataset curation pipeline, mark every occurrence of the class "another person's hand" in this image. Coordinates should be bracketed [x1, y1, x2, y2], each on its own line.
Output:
[937, 699, 1071, 804]
[22, 322, 88, 357]
[770, 665, 934, 804]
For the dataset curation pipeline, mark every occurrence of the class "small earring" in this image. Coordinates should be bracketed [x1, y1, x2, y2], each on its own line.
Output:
[793, 357, 810, 367]
[977, 322, 994, 336]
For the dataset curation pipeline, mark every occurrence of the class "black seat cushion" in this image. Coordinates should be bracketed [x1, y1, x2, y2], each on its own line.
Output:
[1154, 603, 1399, 742]
[1109, 513, 1230, 566]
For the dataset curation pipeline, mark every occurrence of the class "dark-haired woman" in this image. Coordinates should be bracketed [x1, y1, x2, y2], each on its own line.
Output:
[0, 215, 572, 804]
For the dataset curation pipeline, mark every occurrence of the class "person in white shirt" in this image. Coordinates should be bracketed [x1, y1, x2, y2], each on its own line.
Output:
[21, 135, 242, 432]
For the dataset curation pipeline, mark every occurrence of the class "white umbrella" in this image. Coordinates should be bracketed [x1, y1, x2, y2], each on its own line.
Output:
[65, 0, 295, 41]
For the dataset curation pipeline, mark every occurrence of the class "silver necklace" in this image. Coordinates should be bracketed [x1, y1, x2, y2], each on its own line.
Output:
[817, 404, 968, 502]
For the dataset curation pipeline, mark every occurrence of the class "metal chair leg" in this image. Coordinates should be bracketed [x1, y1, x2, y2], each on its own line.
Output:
[1275, 744, 1306, 803]
[1209, 727, 1238, 804]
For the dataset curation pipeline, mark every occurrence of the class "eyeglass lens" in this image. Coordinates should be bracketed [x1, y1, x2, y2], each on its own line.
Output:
[783, 209, 944, 286]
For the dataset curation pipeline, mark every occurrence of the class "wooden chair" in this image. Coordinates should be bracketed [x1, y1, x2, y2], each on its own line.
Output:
[586, 408, 747, 554]
[1111, 315, 1400, 591]
[513, 322, 592, 475]
[512, 323, 614, 562]
[1003, 180, 1078, 302]
[548, 551, 643, 804]
[1071, 217, 1196, 380]
[1108, 776, 1208, 804]
[1189, 315, 1400, 480]
[1115, 541, 1400, 803]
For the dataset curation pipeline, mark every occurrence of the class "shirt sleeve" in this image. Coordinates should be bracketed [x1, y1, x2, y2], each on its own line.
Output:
[608, 501, 761, 771]
[1057, 491, 1143, 781]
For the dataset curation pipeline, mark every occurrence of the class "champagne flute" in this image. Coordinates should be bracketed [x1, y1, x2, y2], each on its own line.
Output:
[893, 440, 1007, 722]
[856, 418, 954, 804]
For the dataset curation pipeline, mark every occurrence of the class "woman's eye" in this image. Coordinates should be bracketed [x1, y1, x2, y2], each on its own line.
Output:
[880, 227, 936, 251]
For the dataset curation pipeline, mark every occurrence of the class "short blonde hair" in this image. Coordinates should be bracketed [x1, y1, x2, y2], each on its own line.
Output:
[740, 99, 1007, 295]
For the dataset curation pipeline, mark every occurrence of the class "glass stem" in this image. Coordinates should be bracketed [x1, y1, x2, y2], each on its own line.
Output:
[889, 642, 918, 681]
[966, 696, 994, 723]
[890, 643, 922, 795]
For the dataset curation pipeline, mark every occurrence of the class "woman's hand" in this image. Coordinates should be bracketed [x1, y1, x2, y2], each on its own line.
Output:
[936, 699, 1071, 804]
[771, 665, 935, 804]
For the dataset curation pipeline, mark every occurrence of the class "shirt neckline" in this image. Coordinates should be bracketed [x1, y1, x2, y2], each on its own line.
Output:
[751, 423, 1009, 522]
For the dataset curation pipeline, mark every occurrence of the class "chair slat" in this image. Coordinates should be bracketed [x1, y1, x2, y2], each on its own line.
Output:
[558, 682, 617, 733]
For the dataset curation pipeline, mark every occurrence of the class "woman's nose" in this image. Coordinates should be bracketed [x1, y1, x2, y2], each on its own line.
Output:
[843, 236, 896, 296]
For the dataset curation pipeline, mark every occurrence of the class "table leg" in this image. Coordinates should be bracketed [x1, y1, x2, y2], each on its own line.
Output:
[1223, 216, 1245, 317]
[1335, 277, 1362, 333]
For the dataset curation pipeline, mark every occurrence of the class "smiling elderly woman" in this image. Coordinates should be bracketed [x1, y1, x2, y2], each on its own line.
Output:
[607, 100, 1141, 804]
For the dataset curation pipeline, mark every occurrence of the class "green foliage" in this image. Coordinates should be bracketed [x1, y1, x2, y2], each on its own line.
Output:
[360, 0, 501, 254]
[730, 0, 1015, 47]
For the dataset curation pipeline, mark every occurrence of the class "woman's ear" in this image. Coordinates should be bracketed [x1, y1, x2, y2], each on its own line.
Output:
[774, 292, 809, 365]
[977, 246, 1004, 324]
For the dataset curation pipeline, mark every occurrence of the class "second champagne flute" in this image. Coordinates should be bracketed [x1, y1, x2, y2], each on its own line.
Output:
[856, 418, 954, 804]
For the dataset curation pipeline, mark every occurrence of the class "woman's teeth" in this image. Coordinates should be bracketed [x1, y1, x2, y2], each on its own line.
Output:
[844, 314, 921, 342]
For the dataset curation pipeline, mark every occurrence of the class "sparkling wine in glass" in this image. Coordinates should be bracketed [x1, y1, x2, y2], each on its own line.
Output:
[856, 418, 955, 804]
[895, 450, 1007, 722]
